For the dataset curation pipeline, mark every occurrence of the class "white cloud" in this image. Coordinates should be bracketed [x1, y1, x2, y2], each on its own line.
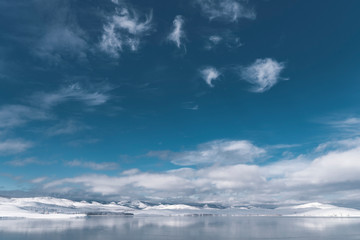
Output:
[0, 83, 109, 130]
[337, 118, 360, 125]
[167, 15, 185, 48]
[31, 177, 48, 184]
[100, 7, 153, 57]
[198, 164, 265, 190]
[0, 140, 33, 155]
[38, 137, 360, 204]
[209, 35, 222, 45]
[286, 146, 360, 186]
[47, 120, 89, 136]
[240, 58, 286, 92]
[200, 67, 220, 87]
[31, 83, 110, 109]
[148, 140, 265, 166]
[0, 105, 48, 128]
[195, 0, 256, 22]
[315, 137, 360, 153]
[325, 117, 360, 136]
[43, 163, 264, 202]
[205, 34, 242, 50]
[35, 168, 267, 202]
[204, 35, 222, 50]
[182, 102, 199, 110]
[327, 117, 360, 129]
[65, 160, 118, 170]
[44, 173, 187, 196]
[5, 157, 50, 167]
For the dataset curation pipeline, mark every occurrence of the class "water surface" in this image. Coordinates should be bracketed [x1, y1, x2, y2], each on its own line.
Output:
[1, 216, 360, 240]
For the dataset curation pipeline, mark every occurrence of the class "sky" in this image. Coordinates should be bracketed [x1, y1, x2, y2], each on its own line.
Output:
[1, 0, 360, 207]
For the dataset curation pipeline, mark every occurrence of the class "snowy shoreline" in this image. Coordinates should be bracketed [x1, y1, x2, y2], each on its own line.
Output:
[1, 197, 360, 219]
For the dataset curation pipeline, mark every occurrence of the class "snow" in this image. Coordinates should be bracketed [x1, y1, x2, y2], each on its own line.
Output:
[0, 197, 131, 219]
[1, 197, 360, 219]
[289, 206, 360, 217]
[277, 202, 360, 217]
[143, 204, 199, 210]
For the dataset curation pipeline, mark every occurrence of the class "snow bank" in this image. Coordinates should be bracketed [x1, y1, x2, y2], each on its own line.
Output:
[1, 197, 360, 219]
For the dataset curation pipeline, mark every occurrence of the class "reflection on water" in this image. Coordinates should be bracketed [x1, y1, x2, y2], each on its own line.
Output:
[1, 216, 360, 240]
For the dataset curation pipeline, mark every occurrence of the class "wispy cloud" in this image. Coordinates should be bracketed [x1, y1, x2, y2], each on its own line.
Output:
[31, 177, 48, 184]
[0, 105, 48, 128]
[240, 58, 286, 92]
[200, 67, 221, 87]
[195, 0, 256, 22]
[46, 120, 89, 136]
[0, 139, 33, 155]
[167, 15, 185, 48]
[182, 102, 199, 111]
[148, 140, 265, 166]
[32, 0, 88, 63]
[326, 117, 360, 136]
[31, 83, 110, 109]
[65, 160, 118, 170]
[204, 33, 242, 50]
[34, 27, 87, 63]
[100, 6, 153, 57]
[315, 137, 360, 153]
[110, 0, 120, 4]
[5, 157, 50, 167]
[204, 35, 222, 50]
[0, 83, 110, 130]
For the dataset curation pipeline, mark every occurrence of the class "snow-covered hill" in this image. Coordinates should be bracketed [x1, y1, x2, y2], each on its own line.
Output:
[1, 197, 360, 219]
[280, 202, 360, 217]
[0, 197, 131, 219]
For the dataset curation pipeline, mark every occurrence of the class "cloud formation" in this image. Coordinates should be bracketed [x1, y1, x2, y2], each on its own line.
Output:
[100, 6, 153, 57]
[35, 27, 87, 63]
[240, 58, 286, 92]
[0, 105, 48, 128]
[0, 83, 110, 131]
[148, 140, 265, 166]
[0, 139, 33, 155]
[46, 120, 89, 136]
[205, 32, 242, 50]
[195, 0, 256, 22]
[38, 137, 360, 205]
[32, 0, 88, 63]
[326, 117, 360, 136]
[65, 160, 118, 171]
[286, 147, 360, 186]
[204, 35, 222, 50]
[31, 83, 110, 109]
[167, 15, 185, 48]
[200, 67, 221, 87]
[5, 157, 49, 167]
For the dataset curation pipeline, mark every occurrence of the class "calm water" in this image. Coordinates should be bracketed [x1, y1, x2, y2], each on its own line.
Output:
[1, 216, 360, 240]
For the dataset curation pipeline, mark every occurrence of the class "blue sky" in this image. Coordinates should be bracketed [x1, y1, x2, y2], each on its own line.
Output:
[1, 0, 360, 206]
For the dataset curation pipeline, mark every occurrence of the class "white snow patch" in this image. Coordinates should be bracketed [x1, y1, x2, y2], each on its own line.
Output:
[1, 198, 360, 218]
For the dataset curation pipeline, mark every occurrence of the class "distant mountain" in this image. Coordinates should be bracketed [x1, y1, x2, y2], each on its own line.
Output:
[278, 202, 360, 217]
[1, 197, 360, 219]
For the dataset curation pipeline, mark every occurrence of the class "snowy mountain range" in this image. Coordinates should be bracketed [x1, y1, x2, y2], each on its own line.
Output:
[1, 197, 360, 219]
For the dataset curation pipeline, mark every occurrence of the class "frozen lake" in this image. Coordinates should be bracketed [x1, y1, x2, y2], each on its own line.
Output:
[1, 216, 360, 240]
